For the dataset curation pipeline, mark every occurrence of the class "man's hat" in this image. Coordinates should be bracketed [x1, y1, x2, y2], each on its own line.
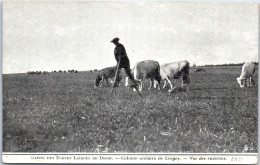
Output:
[111, 37, 119, 43]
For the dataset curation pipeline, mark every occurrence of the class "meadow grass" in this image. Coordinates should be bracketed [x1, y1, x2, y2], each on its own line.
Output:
[3, 66, 258, 153]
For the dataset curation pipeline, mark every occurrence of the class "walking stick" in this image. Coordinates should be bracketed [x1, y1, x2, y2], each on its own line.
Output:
[109, 58, 142, 98]
[135, 86, 143, 98]
[109, 58, 121, 98]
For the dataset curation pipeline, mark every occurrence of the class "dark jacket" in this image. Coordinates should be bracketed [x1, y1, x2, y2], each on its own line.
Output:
[114, 44, 127, 62]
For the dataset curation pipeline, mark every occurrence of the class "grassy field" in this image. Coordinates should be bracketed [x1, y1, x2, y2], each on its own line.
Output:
[3, 66, 258, 153]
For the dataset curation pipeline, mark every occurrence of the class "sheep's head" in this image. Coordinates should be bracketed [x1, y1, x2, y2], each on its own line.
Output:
[237, 77, 244, 88]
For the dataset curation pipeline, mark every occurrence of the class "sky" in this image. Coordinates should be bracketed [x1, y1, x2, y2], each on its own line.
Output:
[2, 1, 258, 74]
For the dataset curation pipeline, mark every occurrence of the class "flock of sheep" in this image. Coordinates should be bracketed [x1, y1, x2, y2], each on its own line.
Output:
[95, 60, 190, 95]
[94, 60, 257, 95]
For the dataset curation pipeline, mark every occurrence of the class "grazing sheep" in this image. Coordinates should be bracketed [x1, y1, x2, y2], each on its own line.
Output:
[160, 60, 190, 92]
[126, 60, 161, 91]
[94, 66, 122, 87]
[237, 62, 256, 88]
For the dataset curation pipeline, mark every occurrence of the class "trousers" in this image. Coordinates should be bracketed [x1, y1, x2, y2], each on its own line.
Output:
[115, 56, 136, 85]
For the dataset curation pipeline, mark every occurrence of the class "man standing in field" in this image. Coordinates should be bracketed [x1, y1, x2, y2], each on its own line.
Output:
[111, 37, 137, 88]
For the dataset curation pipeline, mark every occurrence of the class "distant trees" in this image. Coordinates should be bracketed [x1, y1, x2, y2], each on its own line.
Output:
[198, 62, 257, 67]
[27, 69, 79, 75]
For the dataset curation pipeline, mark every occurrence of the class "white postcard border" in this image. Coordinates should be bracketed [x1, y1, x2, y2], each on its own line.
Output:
[1, 1, 259, 165]
[2, 152, 258, 164]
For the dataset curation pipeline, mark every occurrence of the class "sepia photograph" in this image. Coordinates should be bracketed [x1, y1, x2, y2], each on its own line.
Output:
[2, 0, 258, 164]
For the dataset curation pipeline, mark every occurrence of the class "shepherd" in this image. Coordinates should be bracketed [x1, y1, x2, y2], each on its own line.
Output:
[110, 37, 138, 88]
[110, 37, 141, 97]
